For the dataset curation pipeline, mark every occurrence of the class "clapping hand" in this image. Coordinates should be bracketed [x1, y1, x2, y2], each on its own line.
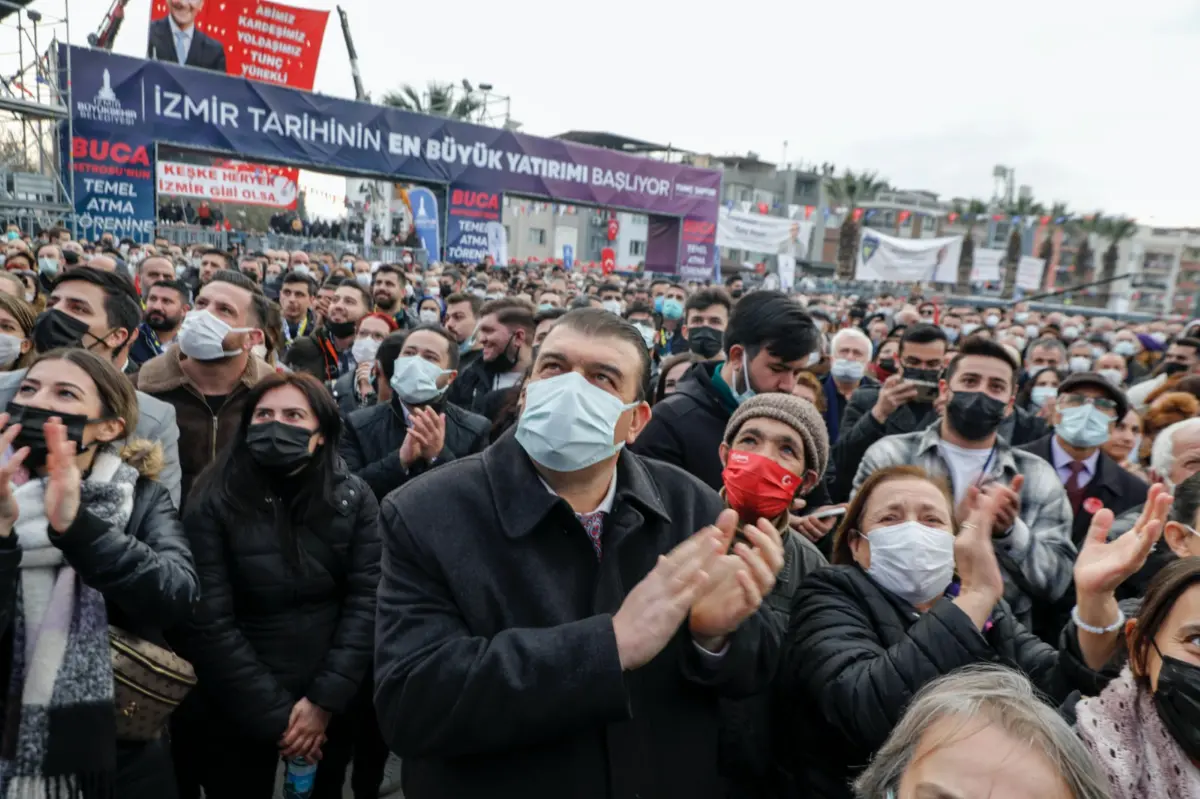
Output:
[953, 487, 1005, 606]
[1074, 483, 1171, 599]
[981, 475, 1024, 536]
[689, 517, 785, 649]
[43, 417, 81, 534]
[0, 414, 29, 536]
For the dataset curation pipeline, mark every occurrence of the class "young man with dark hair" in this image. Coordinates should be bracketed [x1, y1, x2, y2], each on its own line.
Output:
[137, 269, 276, 507]
[682, 287, 733, 360]
[130, 278, 190, 367]
[634, 289, 819, 489]
[656, 282, 689, 358]
[198, 248, 231, 285]
[444, 297, 535, 416]
[313, 282, 373, 381]
[723, 274, 745, 300]
[443, 290, 482, 357]
[533, 306, 567, 349]
[853, 336, 1075, 629]
[371, 264, 413, 327]
[373, 307, 783, 798]
[279, 271, 317, 348]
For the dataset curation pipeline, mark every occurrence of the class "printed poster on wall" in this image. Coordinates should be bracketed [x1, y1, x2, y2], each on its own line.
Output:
[971, 248, 1004, 282]
[445, 186, 506, 265]
[855, 228, 964, 284]
[69, 128, 157, 243]
[1017, 255, 1046, 291]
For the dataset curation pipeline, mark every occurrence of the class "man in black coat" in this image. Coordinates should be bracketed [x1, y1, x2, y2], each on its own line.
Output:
[444, 297, 533, 417]
[147, 0, 227, 72]
[374, 309, 785, 799]
[340, 326, 489, 501]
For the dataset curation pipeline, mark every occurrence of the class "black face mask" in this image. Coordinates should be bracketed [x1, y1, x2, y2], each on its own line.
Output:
[877, 358, 897, 375]
[486, 333, 518, 373]
[326, 319, 356, 339]
[1163, 361, 1188, 377]
[730, 289, 744, 299]
[1152, 644, 1200, 761]
[6, 402, 102, 471]
[688, 326, 724, 359]
[32, 309, 91, 353]
[903, 365, 941, 385]
[946, 391, 1008, 441]
[246, 421, 315, 471]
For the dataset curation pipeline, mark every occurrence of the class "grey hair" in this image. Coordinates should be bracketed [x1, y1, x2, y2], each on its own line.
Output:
[1027, 336, 1067, 361]
[831, 326, 872, 354]
[853, 666, 1112, 799]
[1151, 418, 1200, 485]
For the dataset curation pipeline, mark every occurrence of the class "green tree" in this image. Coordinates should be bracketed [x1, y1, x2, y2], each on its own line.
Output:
[1002, 197, 1044, 297]
[1070, 212, 1106, 286]
[952, 198, 989, 296]
[826, 169, 889, 281]
[382, 81, 483, 120]
[1038, 202, 1069, 266]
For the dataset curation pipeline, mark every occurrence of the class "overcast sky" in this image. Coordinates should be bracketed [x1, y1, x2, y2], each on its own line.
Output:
[64, 0, 1200, 224]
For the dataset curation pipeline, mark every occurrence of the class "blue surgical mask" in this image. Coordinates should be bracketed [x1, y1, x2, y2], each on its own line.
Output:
[38, 257, 58, 276]
[458, 340, 474, 356]
[653, 296, 665, 313]
[516, 371, 637, 472]
[662, 298, 684, 321]
[941, 326, 960, 344]
[831, 359, 865, 382]
[390, 355, 450, 405]
[1031, 386, 1058, 407]
[1056, 403, 1112, 448]
[537, 303, 554, 311]
[733, 355, 756, 405]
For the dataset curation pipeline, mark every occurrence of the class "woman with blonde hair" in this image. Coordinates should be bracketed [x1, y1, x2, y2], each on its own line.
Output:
[0, 347, 198, 797]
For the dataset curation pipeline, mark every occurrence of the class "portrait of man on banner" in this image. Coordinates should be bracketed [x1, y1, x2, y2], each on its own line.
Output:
[147, 0, 227, 72]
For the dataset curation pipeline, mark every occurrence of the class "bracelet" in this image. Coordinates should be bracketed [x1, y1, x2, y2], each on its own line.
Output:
[1071, 604, 1126, 635]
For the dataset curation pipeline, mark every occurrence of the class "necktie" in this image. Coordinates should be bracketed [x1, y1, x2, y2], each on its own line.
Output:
[175, 32, 187, 65]
[1064, 460, 1085, 516]
[577, 511, 604, 559]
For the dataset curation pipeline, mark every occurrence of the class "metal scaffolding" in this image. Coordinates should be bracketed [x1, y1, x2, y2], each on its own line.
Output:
[0, 0, 71, 232]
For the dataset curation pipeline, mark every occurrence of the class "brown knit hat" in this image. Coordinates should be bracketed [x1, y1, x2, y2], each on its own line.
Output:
[723, 393, 830, 479]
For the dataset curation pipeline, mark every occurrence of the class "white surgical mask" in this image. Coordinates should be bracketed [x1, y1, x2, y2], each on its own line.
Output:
[516, 371, 637, 472]
[251, 343, 268, 360]
[1068, 356, 1092, 373]
[961, 323, 980, 336]
[1114, 340, 1137, 357]
[1063, 326, 1080, 339]
[38, 256, 58, 276]
[351, 337, 380, 364]
[177, 309, 251, 361]
[985, 314, 1000, 327]
[831, 359, 865, 382]
[292, 264, 310, 277]
[355, 273, 372, 290]
[1025, 324, 1040, 337]
[1091, 346, 1105, 359]
[602, 299, 622, 315]
[1014, 312, 1029, 323]
[390, 355, 449, 405]
[419, 308, 440, 324]
[0, 333, 23, 367]
[862, 521, 955, 606]
[1011, 336, 1026, 352]
[1099, 368, 1124, 387]
[1031, 386, 1058, 407]
[633, 322, 656, 349]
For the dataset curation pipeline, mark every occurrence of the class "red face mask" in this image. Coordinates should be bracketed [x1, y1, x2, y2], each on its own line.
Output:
[722, 450, 802, 523]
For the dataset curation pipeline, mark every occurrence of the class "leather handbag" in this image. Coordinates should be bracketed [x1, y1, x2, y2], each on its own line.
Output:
[109, 626, 197, 741]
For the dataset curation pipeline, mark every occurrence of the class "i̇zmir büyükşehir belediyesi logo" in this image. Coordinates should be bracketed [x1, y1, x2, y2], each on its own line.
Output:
[75, 69, 139, 127]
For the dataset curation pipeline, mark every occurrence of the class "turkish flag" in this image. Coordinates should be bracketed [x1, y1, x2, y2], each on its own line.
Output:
[601, 248, 616, 274]
[607, 219, 620, 241]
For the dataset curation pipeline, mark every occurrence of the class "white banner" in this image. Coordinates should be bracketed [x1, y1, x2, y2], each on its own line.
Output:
[1017, 255, 1046, 291]
[778, 253, 796, 292]
[717, 208, 813, 257]
[854, 228, 963, 283]
[971, 248, 1004, 282]
[157, 161, 299, 208]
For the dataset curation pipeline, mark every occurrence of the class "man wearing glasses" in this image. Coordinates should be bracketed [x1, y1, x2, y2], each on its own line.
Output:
[1021, 372, 1148, 548]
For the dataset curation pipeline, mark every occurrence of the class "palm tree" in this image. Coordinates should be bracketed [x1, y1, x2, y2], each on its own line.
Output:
[826, 169, 889, 280]
[382, 81, 483, 120]
[1038, 202, 1069, 267]
[1002, 197, 1044, 296]
[1098, 215, 1138, 307]
[1070, 212, 1106, 286]
[952, 199, 988, 296]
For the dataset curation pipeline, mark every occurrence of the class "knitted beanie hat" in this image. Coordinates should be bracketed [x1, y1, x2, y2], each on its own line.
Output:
[723, 393, 830, 479]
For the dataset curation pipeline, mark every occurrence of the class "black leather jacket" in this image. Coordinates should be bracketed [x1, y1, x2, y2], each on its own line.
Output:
[339, 399, 491, 501]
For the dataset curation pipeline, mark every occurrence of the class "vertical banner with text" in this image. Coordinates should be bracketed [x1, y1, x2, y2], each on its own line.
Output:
[70, 134, 158, 243]
[445, 186, 506, 265]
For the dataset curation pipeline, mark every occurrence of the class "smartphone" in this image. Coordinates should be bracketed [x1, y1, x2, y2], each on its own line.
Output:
[810, 506, 847, 520]
[910, 380, 939, 403]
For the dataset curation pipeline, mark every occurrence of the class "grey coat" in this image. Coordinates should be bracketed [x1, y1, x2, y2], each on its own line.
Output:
[0, 369, 182, 508]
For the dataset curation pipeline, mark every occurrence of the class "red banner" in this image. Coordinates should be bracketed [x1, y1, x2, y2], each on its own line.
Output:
[149, 1, 330, 90]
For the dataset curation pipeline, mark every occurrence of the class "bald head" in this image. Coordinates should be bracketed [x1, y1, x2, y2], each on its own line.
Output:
[88, 254, 117, 272]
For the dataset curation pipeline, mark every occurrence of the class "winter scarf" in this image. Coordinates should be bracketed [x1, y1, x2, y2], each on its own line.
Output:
[1075, 666, 1200, 799]
[0, 448, 138, 798]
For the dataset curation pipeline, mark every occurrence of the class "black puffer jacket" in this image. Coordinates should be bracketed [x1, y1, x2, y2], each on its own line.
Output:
[773, 565, 1104, 799]
[177, 467, 381, 743]
[631, 361, 733, 490]
[340, 398, 490, 501]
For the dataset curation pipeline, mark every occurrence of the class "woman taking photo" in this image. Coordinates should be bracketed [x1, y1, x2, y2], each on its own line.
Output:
[775, 465, 1171, 799]
[172, 372, 380, 798]
[0, 348, 197, 796]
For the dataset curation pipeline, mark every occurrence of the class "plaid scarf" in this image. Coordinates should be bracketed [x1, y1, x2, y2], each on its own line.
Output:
[0, 448, 137, 798]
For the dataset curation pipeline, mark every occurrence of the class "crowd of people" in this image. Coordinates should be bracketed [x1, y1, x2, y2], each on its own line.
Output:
[0, 222, 1194, 799]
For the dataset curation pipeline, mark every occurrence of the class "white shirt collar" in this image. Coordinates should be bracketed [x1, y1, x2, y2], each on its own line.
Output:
[538, 468, 618, 516]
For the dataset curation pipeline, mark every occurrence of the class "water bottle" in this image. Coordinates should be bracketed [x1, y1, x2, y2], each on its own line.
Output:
[282, 757, 317, 799]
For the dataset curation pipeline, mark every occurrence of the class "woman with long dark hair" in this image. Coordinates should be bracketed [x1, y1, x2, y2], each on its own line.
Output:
[171, 372, 380, 798]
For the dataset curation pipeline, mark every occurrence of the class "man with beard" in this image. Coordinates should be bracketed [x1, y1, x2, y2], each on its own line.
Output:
[444, 297, 534, 417]
[129, 279, 190, 368]
[313, 282, 372, 382]
[137, 269, 275, 507]
[371, 264, 414, 329]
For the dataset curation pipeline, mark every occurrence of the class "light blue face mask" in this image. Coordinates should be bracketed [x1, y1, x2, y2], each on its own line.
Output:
[1031, 386, 1057, 407]
[831, 359, 865, 382]
[458, 340, 474, 356]
[734, 355, 756, 405]
[38, 256, 58, 276]
[662, 298, 684, 321]
[390, 355, 450, 405]
[516, 371, 637, 472]
[1057, 402, 1112, 448]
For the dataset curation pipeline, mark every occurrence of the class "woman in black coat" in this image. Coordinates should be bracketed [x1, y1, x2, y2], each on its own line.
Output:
[774, 464, 1172, 799]
[171, 372, 381, 799]
[0, 348, 198, 798]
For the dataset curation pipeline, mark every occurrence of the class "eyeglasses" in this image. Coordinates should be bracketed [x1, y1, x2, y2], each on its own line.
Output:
[1058, 392, 1118, 418]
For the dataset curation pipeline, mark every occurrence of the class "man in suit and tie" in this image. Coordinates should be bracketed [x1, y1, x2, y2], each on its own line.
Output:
[147, 0, 227, 73]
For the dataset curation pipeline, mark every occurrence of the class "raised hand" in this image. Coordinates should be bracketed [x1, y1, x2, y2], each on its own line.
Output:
[981, 474, 1024, 535]
[690, 518, 785, 647]
[1074, 483, 1171, 598]
[953, 487, 1005, 603]
[611, 510, 733, 670]
[43, 417, 81, 534]
[0, 414, 29, 536]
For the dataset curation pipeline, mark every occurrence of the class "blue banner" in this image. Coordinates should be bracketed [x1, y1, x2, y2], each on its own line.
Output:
[68, 129, 158, 243]
[406, 186, 440, 261]
[445, 186, 504, 265]
[562, 244, 574, 271]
